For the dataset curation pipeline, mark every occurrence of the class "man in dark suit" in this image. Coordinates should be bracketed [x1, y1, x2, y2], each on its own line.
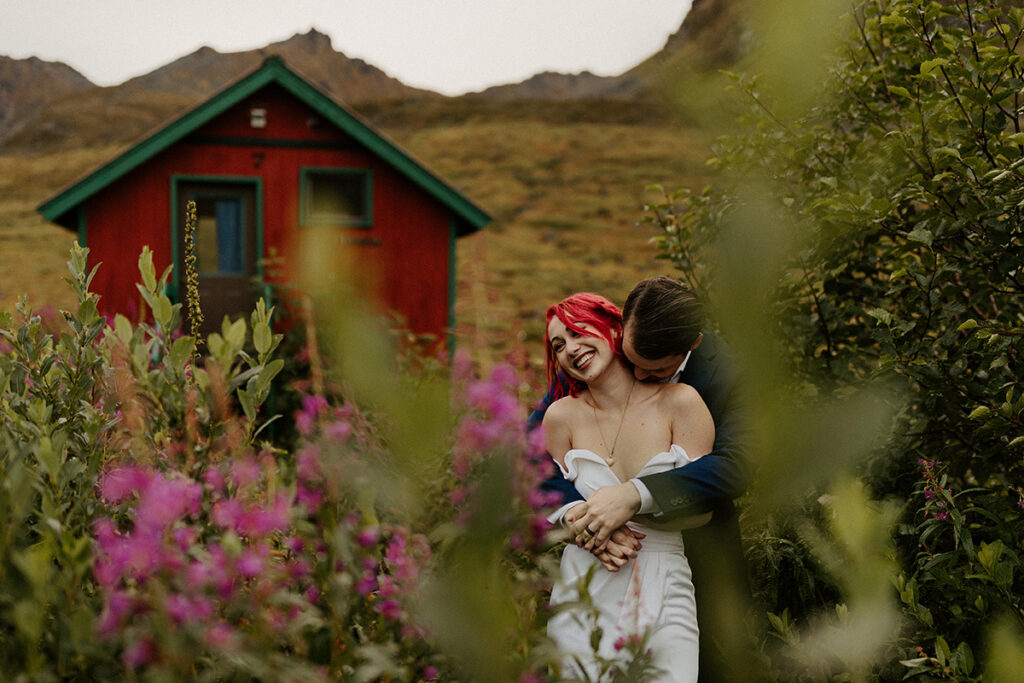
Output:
[528, 276, 754, 683]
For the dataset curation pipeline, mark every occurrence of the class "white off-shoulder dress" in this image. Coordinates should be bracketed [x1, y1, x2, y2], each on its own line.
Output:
[548, 445, 700, 683]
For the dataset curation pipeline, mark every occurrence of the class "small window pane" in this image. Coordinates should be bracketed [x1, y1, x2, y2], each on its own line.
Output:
[305, 171, 368, 224]
[195, 197, 244, 275]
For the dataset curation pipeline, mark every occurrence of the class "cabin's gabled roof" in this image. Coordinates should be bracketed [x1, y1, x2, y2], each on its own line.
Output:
[38, 56, 489, 236]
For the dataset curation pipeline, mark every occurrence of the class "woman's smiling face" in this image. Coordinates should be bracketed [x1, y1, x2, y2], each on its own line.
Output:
[546, 316, 614, 383]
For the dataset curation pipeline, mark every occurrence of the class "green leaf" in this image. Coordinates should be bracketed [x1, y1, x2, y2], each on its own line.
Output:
[977, 540, 1003, 573]
[224, 317, 247, 352]
[907, 227, 934, 245]
[13, 601, 43, 643]
[253, 321, 272, 357]
[135, 283, 157, 314]
[956, 319, 979, 332]
[867, 308, 894, 325]
[237, 388, 256, 421]
[113, 314, 133, 342]
[138, 246, 157, 292]
[920, 57, 947, 75]
[968, 406, 990, 419]
[887, 85, 913, 99]
[169, 336, 196, 370]
[36, 436, 62, 480]
[153, 295, 173, 329]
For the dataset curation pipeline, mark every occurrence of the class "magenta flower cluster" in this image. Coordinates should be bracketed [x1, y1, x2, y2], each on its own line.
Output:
[90, 348, 563, 678]
[93, 459, 317, 670]
[450, 353, 560, 551]
[918, 458, 953, 521]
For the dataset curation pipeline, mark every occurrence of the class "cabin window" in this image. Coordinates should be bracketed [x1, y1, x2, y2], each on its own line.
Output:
[194, 196, 245, 275]
[301, 168, 372, 227]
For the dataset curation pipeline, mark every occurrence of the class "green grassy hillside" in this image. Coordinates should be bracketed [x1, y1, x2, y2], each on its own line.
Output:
[0, 102, 712, 380]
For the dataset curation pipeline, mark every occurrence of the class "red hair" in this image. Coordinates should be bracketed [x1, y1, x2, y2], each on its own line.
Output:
[544, 293, 625, 400]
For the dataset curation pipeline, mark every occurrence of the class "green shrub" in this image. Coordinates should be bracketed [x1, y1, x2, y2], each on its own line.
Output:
[0, 243, 560, 680]
[648, 1, 1024, 679]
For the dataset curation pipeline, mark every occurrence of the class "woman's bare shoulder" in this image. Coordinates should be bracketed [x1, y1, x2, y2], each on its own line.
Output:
[543, 393, 586, 424]
[660, 381, 705, 408]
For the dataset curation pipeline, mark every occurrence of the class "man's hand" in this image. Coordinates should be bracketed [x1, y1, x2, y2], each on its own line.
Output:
[591, 526, 645, 570]
[568, 483, 642, 550]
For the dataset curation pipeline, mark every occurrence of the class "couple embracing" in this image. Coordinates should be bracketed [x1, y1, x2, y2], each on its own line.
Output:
[528, 276, 753, 683]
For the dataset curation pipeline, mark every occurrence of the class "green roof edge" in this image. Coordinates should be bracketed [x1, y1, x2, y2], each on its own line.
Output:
[38, 56, 489, 236]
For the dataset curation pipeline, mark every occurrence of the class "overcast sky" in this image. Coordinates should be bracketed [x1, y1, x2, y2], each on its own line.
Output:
[2, 1, 692, 96]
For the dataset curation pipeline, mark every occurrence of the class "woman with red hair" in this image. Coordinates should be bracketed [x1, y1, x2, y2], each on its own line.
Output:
[542, 292, 713, 682]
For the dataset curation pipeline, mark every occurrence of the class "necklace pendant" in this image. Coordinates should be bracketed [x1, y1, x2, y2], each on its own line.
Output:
[606, 456, 615, 466]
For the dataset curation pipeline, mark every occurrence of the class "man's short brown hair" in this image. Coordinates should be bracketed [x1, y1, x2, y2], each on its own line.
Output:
[622, 276, 705, 360]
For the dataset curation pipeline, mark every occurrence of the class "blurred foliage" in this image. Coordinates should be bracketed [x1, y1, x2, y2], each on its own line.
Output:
[648, 0, 1024, 679]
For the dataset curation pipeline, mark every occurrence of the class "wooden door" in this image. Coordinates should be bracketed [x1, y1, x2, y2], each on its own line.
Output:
[176, 180, 260, 339]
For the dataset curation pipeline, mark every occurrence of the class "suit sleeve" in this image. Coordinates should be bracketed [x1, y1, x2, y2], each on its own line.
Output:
[638, 339, 754, 518]
[527, 382, 585, 507]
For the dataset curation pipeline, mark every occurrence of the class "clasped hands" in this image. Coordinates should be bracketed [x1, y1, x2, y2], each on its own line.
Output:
[564, 482, 645, 572]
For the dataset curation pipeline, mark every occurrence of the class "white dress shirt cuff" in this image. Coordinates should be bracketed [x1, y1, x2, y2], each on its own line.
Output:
[547, 500, 585, 527]
[630, 478, 659, 515]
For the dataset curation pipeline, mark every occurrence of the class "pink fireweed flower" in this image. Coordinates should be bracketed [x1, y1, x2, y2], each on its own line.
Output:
[93, 517, 118, 547]
[489, 363, 517, 388]
[295, 445, 323, 483]
[355, 573, 377, 596]
[172, 526, 198, 553]
[185, 559, 214, 592]
[356, 527, 380, 548]
[526, 426, 547, 459]
[202, 465, 226, 492]
[97, 589, 135, 637]
[290, 557, 312, 579]
[165, 593, 214, 624]
[229, 456, 262, 490]
[134, 474, 202, 534]
[206, 622, 239, 651]
[296, 485, 323, 511]
[296, 394, 329, 435]
[237, 547, 266, 579]
[229, 493, 292, 537]
[325, 419, 353, 442]
[99, 466, 152, 504]
[211, 498, 244, 531]
[375, 598, 403, 621]
[122, 637, 155, 668]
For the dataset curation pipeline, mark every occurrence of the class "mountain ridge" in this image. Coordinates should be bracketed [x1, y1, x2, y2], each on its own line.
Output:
[0, 0, 741, 153]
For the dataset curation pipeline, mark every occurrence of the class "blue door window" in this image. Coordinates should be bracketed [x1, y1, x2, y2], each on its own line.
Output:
[195, 197, 244, 275]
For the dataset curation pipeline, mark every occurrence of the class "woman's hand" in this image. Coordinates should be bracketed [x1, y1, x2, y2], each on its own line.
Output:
[569, 483, 642, 550]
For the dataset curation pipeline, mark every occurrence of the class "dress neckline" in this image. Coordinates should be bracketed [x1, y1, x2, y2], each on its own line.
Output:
[559, 444, 692, 483]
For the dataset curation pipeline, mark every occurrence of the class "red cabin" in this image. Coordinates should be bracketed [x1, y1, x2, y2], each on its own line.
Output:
[38, 57, 488, 341]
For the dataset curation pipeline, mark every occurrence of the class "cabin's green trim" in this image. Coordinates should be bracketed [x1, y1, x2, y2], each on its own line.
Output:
[169, 174, 264, 303]
[38, 57, 488, 236]
[298, 167, 373, 228]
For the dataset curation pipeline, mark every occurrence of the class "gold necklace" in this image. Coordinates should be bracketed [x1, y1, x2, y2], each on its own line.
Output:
[590, 379, 636, 467]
